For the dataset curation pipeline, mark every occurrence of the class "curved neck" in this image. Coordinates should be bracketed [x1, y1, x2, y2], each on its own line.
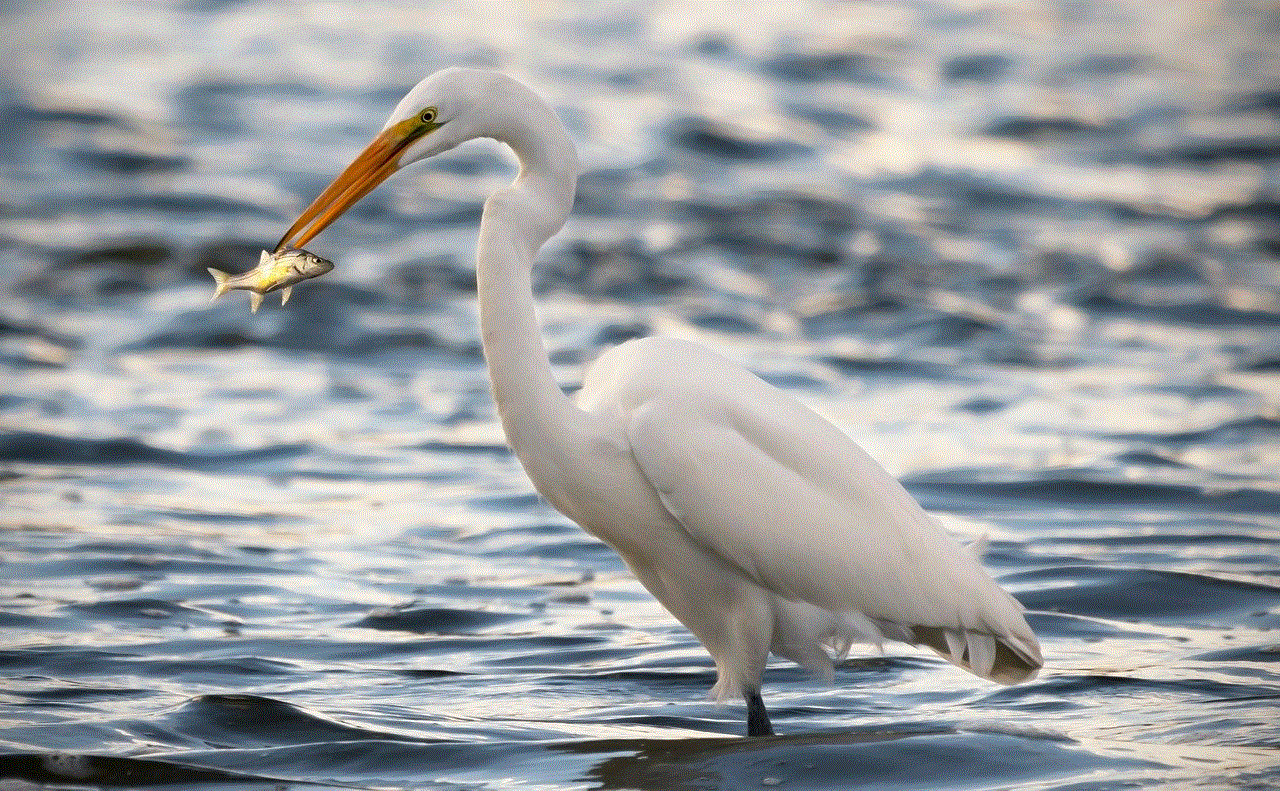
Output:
[475, 89, 582, 463]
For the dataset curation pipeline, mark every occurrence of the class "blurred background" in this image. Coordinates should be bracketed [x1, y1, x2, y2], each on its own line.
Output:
[1, 1, 1278, 789]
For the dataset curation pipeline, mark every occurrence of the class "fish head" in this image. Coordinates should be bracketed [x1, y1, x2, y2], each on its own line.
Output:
[280, 248, 335, 278]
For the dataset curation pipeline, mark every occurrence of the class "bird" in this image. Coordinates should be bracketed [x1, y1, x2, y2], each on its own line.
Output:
[274, 67, 1042, 737]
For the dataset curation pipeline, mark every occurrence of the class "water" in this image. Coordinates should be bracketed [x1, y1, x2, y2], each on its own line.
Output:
[2, 1, 1279, 788]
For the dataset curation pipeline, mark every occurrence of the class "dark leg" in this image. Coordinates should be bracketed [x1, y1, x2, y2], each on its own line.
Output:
[745, 688, 774, 737]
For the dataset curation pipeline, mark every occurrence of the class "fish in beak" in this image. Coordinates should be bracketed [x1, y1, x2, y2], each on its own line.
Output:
[208, 248, 334, 312]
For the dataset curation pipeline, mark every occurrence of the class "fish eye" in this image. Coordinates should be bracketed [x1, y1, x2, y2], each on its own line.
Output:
[419, 107, 438, 124]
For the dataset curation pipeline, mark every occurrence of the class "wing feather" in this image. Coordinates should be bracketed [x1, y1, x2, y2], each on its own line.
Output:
[620, 344, 1040, 682]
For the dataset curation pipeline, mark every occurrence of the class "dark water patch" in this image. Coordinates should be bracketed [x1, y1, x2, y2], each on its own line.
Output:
[1233, 87, 1280, 114]
[498, 538, 618, 562]
[875, 168, 1078, 216]
[820, 353, 968, 382]
[589, 320, 649, 346]
[1208, 198, 1280, 226]
[943, 53, 1013, 83]
[392, 667, 471, 679]
[0, 647, 299, 688]
[159, 740, 559, 787]
[131, 317, 261, 350]
[448, 521, 581, 544]
[904, 311, 1003, 347]
[276, 467, 462, 484]
[66, 597, 230, 625]
[0, 314, 76, 346]
[188, 240, 270, 280]
[0, 647, 128, 675]
[19, 260, 168, 302]
[972, 337, 1075, 368]
[668, 116, 811, 161]
[784, 103, 875, 136]
[569, 730, 1158, 791]
[755, 370, 829, 390]
[761, 51, 891, 84]
[0, 611, 66, 629]
[982, 672, 1280, 705]
[1060, 53, 1147, 78]
[6, 553, 170, 582]
[0, 351, 67, 369]
[906, 470, 1280, 514]
[0, 752, 296, 789]
[13, 684, 153, 704]
[1145, 380, 1251, 399]
[137, 282, 484, 357]
[1008, 566, 1280, 624]
[171, 78, 325, 138]
[687, 311, 760, 334]
[550, 667, 721, 688]
[1126, 251, 1205, 284]
[384, 253, 476, 300]
[56, 238, 175, 269]
[983, 115, 1113, 141]
[1058, 527, 1280, 550]
[6, 102, 138, 131]
[0, 430, 309, 471]
[1101, 416, 1280, 446]
[161, 694, 439, 749]
[1026, 249, 1109, 288]
[484, 641, 667, 670]
[24, 191, 278, 220]
[416, 439, 512, 456]
[1125, 136, 1280, 166]
[1192, 645, 1280, 664]
[468, 492, 544, 512]
[671, 191, 857, 266]
[352, 606, 530, 634]
[67, 146, 189, 175]
[1023, 611, 1153, 642]
[548, 238, 689, 298]
[954, 396, 1010, 415]
[16, 548, 296, 584]
[1241, 351, 1280, 372]
[1077, 290, 1280, 326]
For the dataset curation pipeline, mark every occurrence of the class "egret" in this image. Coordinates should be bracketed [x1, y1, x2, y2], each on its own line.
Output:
[276, 68, 1042, 736]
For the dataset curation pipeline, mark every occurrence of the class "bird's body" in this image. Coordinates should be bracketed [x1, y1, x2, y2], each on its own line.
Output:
[275, 67, 1042, 735]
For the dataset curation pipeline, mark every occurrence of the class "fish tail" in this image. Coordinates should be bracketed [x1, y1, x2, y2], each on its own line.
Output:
[207, 268, 231, 300]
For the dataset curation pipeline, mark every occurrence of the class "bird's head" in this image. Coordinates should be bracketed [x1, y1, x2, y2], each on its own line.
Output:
[275, 67, 509, 252]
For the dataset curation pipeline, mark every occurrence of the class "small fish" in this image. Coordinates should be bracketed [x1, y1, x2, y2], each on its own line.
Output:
[207, 248, 334, 312]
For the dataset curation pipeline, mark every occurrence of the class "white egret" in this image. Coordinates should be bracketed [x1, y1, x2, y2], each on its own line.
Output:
[276, 68, 1042, 736]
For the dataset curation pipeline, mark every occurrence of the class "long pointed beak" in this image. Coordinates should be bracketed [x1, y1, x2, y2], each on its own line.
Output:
[275, 116, 428, 252]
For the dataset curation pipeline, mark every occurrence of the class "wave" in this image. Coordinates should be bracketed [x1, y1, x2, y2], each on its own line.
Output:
[0, 430, 308, 470]
[905, 470, 1280, 514]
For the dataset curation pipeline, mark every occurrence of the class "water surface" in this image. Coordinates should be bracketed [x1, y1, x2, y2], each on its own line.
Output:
[1, 1, 1279, 789]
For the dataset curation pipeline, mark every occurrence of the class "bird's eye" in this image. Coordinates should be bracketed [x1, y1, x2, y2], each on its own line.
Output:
[419, 107, 438, 124]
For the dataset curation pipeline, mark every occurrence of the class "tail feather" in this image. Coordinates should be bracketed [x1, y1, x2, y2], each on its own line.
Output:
[912, 624, 1042, 685]
[207, 268, 231, 299]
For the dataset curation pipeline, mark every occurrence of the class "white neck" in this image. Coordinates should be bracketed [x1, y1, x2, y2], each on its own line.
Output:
[473, 85, 584, 469]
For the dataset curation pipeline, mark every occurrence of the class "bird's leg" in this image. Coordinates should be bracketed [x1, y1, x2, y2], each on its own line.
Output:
[745, 688, 774, 737]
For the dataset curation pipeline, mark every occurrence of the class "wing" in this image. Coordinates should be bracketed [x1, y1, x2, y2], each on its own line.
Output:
[619, 341, 1040, 681]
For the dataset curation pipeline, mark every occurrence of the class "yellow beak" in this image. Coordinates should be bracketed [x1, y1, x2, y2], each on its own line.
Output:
[275, 115, 435, 252]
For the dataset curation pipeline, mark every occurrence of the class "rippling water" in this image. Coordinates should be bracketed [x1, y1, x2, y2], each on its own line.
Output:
[2, 1, 1279, 789]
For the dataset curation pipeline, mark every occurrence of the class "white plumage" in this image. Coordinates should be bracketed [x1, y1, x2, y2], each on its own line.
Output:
[277, 68, 1043, 736]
